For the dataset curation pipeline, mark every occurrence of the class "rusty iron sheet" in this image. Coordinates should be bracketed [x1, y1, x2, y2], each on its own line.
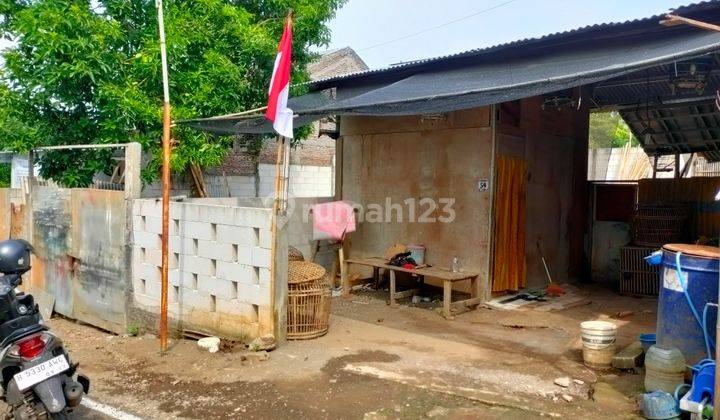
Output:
[31, 186, 73, 315]
[69, 189, 127, 333]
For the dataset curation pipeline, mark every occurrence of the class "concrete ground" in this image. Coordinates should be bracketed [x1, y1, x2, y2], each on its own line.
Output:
[49, 284, 655, 419]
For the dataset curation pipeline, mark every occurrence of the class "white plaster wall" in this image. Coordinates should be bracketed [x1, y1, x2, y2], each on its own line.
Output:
[131, 199, 276, 339]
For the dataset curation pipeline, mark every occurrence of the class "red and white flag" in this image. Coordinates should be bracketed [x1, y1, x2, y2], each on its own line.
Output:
[266, 18, 294, 138]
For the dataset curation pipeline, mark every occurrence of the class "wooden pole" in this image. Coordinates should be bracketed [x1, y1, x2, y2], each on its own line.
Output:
[660, 14, 720, 32]
[157, 0, 171, 353]
[268, 136, 284, 338]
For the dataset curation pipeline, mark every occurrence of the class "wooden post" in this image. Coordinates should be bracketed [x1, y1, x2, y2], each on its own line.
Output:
[268, 137, 284, 339]
[282, 141, 291, 213]
[389, 270, 397, 307]
[443, 280, 452, 319]
[157, 0, 172, 353]
[652, 156, 658, 179]
[124, 143, 142, 201]
[681, 153, 695, 178]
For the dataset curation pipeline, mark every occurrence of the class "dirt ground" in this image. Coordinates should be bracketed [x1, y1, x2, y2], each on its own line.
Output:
[50, 284, 655, 419]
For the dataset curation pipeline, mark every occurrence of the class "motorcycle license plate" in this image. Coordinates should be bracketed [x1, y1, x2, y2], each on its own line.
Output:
[14, 355, 69, 391]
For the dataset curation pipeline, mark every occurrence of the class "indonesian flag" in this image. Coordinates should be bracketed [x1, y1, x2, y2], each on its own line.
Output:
[265, 18, 294, 138]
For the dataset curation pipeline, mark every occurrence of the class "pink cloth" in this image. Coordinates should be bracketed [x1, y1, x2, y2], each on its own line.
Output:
[312, 201, 356, 241]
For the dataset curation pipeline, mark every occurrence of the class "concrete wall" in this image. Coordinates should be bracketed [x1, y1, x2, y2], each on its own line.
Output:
[130, 199, 286, 340]
[142, 175, 256, 199]
[258, 163, 333, 198]
[339, 108, 494, 297]
[281, 197, 335, 269]
[590, 221, 630, 285]
[142, 164, 333, 199]
[588, 147, 651, 181]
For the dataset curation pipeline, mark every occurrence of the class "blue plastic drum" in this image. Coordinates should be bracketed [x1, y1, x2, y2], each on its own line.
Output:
[657, 244, 720, 365]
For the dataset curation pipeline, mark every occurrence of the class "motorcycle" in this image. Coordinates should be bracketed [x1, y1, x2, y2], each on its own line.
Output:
[0, 240, 89, 419]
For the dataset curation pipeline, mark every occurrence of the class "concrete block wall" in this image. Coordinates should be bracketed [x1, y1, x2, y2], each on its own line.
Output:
[258, 163, 333, 198]
[141, 167, 332, 199]
[131, 198, 282, 340]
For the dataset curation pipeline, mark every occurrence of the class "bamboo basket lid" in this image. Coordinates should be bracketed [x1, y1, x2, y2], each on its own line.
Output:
[288, 261, 326, 284]
[288, 246, 305, 262]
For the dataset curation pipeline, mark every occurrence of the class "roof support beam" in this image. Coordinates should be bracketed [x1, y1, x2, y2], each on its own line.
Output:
[594, 96, 717, 112]
[623, 111, 719, 123]
[594, 68, 720, 90]
[644, 138, 720, 151]
[660, 14, 720, 32]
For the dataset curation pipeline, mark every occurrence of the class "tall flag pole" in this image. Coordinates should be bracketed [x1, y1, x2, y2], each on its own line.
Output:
[267, 12, 293, 339]
[156, 0, 171, 353]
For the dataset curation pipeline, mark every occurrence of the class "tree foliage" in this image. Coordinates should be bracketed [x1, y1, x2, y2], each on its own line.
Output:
[0, 0, 345, 186]
[589, 112, 639, 149]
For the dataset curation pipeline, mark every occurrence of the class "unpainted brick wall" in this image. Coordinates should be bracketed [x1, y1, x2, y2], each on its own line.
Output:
[131, 199, 280, 339]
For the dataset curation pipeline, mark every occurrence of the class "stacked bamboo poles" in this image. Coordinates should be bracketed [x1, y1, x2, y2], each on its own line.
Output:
[617, 142, 651, 180]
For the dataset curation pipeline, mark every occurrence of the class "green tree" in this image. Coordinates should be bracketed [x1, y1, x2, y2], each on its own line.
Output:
[0, 163, 9, 187]
[589, 111, 639, 149]
[0, 0, 345, 186]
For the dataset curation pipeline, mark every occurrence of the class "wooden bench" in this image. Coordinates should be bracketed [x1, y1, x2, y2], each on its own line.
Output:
[341, 257, 481, 319]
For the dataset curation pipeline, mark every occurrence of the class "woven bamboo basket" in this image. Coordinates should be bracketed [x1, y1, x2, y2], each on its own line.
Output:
[288, 246, 305, 262]
[631, 204, 688, 247]
[288, 261, 326, 284]
[287, 279, 331, 340]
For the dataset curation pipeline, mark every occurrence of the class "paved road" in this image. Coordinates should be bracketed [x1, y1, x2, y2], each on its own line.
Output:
[72, 404, 114, 419]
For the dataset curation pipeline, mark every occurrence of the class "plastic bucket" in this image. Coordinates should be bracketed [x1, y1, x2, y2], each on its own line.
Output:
[580, 321, 617, 369]
[407, 245, 425, 265]
[581, 321, 618, 349]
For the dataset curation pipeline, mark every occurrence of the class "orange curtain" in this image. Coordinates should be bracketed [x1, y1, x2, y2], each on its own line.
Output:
[492, 155, 527, 292]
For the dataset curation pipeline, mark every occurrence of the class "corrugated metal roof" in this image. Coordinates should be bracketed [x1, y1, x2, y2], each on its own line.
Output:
[308, 1, 719, 88]
[183, 0, 720, 162]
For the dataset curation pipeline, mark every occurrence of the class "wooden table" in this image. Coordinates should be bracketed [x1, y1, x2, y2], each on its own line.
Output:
[341, 257, 481, 319]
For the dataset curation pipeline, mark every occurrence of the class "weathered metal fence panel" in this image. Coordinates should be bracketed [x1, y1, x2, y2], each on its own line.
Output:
[70, 189, 127, 332]
[31, 186, 74, 316]
[30, 186, 128, 333]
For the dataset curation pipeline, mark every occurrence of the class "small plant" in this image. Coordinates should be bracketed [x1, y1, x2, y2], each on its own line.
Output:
[126, 323, 140, 337]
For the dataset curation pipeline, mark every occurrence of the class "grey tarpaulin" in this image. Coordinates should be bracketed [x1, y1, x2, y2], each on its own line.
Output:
[179, 14, 720, 134]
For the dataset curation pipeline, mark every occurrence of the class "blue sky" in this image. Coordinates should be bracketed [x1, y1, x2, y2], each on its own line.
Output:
[320, 0, 696, 69]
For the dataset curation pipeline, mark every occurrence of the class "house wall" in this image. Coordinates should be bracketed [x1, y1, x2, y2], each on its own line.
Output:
[339, 108, 494, 297]
[130, 199, 286, 340]
[496, 94, 590, 288]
